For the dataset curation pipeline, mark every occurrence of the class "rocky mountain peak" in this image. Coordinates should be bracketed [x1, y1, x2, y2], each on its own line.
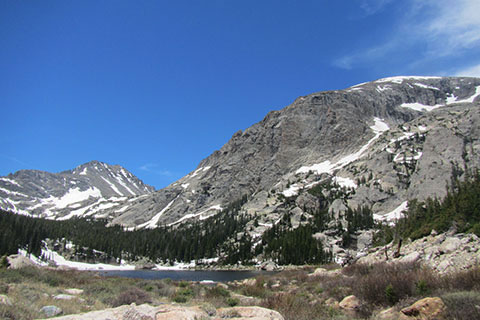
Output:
[100, 76, 480, 230]
[0, 161, 154, 219]
[2, 77, 480, 241]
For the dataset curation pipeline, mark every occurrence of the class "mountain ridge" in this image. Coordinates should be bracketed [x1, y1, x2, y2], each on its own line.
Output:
[100, 76, 480, 229]
[0, 160, 154, 219]
[2, 77, 480, 235]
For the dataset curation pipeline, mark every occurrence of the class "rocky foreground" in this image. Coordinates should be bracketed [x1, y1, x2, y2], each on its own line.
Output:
[357, 231, 480, 274]
[44, 304, 284, 320]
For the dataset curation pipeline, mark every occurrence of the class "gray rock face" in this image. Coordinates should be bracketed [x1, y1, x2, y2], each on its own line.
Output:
[2, 77, 480, 237]
[102, 76, 480, 229]
[357, 232, 480, 273]
[0, 160, 154, 219]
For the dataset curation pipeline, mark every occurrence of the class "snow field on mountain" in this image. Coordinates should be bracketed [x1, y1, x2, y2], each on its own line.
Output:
[287, 117, 389, 197]
[44, 187, 102, 209]
[373, 201, 408, 224]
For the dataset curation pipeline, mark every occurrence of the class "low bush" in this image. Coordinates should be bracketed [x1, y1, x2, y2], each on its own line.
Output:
[111, 287, 152, 307]
[205, 286, 230, 298]
[442, 291, 480, 320]
[226, 297, 239, 307]
[261, 292, 342, 320]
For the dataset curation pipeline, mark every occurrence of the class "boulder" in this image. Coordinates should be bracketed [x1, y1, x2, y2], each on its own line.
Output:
[54, 294, 77, 301]
[260, 261, 277, 271]
[123, 306, 154, 320]
[400, 251, 421, 264]
[231, 293, 262, 306]
[216, 306, 284, 320]
[339, 295, 361, 311]
[439, 237, 462, 254]
[310, 267, 328, 277]
[242, 278, 257, 286]
[40, 305, 63, 318]
[49, 304, 160, 320]
[155, 305, 209, 320]
[48, 303, 285, 320]
[376, 307, 409, 320]
[65, 288, 84, 295]
[6, 254, 36, 269]
[401, 297, 447, 320]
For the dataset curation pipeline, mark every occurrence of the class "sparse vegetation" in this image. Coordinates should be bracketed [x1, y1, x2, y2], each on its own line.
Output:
[375, 170, 480, 244]
[0, 261, 479, 319]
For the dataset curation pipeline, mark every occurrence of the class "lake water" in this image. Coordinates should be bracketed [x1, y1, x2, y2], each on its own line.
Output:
[98, 270, 276, 283]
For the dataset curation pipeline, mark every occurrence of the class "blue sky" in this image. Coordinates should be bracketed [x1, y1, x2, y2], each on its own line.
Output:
[1, 0, 480, 189]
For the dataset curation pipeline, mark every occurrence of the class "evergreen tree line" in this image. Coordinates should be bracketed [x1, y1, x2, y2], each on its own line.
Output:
[375, 170, 480, 243]
[0, 195, 252, 264]
[260, 178, 368, 265]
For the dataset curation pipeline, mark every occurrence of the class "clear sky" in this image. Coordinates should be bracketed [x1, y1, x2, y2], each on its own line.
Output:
[1, 0, 480, 189]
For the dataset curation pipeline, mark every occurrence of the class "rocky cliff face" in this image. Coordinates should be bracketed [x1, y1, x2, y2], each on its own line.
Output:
[0, 160, 154, 219]
[2, 77, 480, 237]
[99, 76, 480, 231]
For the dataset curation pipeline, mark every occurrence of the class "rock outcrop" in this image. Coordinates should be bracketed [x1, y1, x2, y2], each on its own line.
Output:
[47, 303, 285, 320]
[357, 232, 480, 273]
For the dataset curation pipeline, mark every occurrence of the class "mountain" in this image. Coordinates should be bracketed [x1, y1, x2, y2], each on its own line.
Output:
[2, 77, 480, 236]
[0, 160, 155, 219]
[91, 76, 480, 231]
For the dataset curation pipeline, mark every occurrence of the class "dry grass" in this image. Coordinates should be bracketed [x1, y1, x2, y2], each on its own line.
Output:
[1, 263, 480, 320]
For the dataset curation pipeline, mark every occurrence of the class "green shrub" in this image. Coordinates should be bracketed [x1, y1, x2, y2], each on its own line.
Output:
[172, 295, 187, 303]
[385, 284, 398, 305]
[205, 286, 230, 298]
[415, 279, 430, 296]
[0, 256, 8, 269]
[226, 297, 239, 307]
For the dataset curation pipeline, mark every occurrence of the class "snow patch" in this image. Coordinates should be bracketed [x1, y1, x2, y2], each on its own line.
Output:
[376, 76, 441, 84]
[101, 177, 124, 196]
[168, 205, 223, 226]
[296, 161, 334, 175]
[45, 187, 102, 209]
[400, 102, 443, 112]
[115, 205, 130, 213]
[282, 183, 301, 197]
[413, 83, 439, 90]
[333, 176, 357, 189]
[347, 88, 363, 92]
[454, 85, 480, 103]
[350, 81, 368, 88]
[181, 183, 190, 189]
[0, 177, 21, 187]
[137, 196, 179, 229]
[376, 85, 392, 92]
[0, 187, 29, 197]
[373, 201, 408, 224]
[19, 248, 135, 271]
[115, 175, 136, 196]
[297, 118, 389, 176]
[79, 167, 88, 175]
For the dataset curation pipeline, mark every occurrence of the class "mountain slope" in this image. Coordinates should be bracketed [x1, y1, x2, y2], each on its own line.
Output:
[2, 77, 479, 235]
[0, 160, 154, 219]
[98, 76, 480, 229]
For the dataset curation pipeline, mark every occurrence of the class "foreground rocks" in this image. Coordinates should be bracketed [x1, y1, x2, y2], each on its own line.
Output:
[357, 232, 480, 273]
[6, 254, 37, 269]
[45, 304, 285, 320]
[375, 297, 447, 320]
